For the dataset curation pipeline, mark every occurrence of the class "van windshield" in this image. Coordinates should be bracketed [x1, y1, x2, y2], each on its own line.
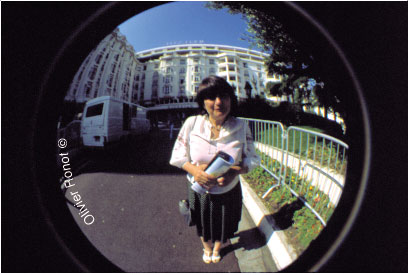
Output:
[85, 103, 104, 117]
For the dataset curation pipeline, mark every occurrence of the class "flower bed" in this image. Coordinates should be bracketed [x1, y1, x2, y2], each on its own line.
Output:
[243, 163, 335, 256]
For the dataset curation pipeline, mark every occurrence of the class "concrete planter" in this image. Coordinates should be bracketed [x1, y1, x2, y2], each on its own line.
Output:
[240, 175, 298, 271]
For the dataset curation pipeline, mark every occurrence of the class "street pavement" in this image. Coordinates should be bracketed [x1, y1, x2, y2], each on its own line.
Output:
[63, 128, 276, 272]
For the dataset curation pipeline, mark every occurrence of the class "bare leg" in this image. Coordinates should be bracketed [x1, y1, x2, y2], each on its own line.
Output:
[200, 237, 213, 252]
[213, 241, 222, 253]
[200, 237, 213, 264]
[212, 241, 222, 263]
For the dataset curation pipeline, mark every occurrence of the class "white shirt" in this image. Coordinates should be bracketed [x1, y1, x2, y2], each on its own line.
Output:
[169, 115, 260, 194]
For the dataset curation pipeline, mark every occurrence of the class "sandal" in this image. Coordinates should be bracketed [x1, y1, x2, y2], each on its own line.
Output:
[203, 249, 212, 264]
[212, 251, 221, 263]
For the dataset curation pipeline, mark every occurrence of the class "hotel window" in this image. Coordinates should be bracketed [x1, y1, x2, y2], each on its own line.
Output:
[229, 76, 236, 81]
[152, 87, 158, 97]
[180, 78, 185, 85]
[125, 67, 131, 77]
[194, 57, 199, 63]
[164, 76, 173, 84]
[78, 66, 85, 79]
[110, 62, 117, 74]
[194, 66, 199, 72]
[243, 62, 248, 68]
[180, 67, 186, 74]
[84, 81, 93, 96]
[163, 85, 172, 95]
[154, 63, 159, 69]
[209, 59, 215, 65]
[88, 65, 98, 80]
[95, 53, 103, 64]
[209, 68, 216, 74]
[166, 67, 173, 74]
[107, 74, 114, 87]
[194, 75, 201, 82]
[180, 59, 186, 65]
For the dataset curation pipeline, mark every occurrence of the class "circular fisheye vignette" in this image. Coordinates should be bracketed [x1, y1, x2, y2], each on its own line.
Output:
[30, 2, 371, 272]
[281, 2, 371, 272]
[30, 2, 164, 272]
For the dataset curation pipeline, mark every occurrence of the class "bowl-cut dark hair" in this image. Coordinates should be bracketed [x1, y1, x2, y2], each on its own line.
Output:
[196, 75, 238, 116]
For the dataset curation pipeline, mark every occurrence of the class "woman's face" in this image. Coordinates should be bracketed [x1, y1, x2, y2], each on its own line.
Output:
[203, 93, 231, 122]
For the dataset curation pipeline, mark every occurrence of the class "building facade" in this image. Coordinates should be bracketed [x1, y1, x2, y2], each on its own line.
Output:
[65, 29, 142, 104]
[65, 28, 281, 106]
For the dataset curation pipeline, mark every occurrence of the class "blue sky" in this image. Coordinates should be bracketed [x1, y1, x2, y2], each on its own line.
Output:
[118, 2, 255, 53]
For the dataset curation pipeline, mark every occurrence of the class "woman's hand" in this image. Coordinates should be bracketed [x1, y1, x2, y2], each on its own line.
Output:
[216, 165, 248, 187]
[192, 164, 217, 190]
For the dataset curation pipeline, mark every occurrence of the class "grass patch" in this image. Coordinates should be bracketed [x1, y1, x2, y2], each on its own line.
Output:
[255, 125, 348, 174]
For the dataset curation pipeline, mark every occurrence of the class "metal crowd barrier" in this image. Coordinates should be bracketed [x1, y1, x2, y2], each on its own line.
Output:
[240, 118, 349, 226]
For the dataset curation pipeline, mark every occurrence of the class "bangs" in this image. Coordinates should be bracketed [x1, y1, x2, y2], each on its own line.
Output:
[199, 87, 230, 99]
[196, 75, 238, 115]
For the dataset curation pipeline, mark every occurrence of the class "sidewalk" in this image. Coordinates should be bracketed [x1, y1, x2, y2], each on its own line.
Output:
[63, 130, 292, 272]
[231, 207, 278, 272]
[237, 176, 298, 271]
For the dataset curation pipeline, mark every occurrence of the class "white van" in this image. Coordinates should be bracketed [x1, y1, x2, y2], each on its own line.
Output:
[81, 96, 150, 147]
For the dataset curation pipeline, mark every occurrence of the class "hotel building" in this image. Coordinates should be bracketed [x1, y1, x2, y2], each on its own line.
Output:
[65, 28, 281, 106]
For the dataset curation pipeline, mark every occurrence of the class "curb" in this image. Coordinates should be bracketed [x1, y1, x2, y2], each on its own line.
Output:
[239, 176, 298, 271]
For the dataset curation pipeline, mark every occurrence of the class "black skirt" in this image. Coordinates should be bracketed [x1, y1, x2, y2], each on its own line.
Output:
[188, 181, 243, 243]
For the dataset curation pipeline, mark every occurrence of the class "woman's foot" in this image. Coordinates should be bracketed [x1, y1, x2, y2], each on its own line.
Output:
[212, 250, 221, 263]
[203, 249, 212, 264]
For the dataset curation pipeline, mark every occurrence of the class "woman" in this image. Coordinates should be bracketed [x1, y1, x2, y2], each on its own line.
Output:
[170, 76, 260, 264]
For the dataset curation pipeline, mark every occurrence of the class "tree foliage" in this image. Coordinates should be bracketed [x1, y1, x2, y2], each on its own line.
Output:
[265, 81, 281, 97]
[206, 2, 311, 76]
[206, 1, 343, 117]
